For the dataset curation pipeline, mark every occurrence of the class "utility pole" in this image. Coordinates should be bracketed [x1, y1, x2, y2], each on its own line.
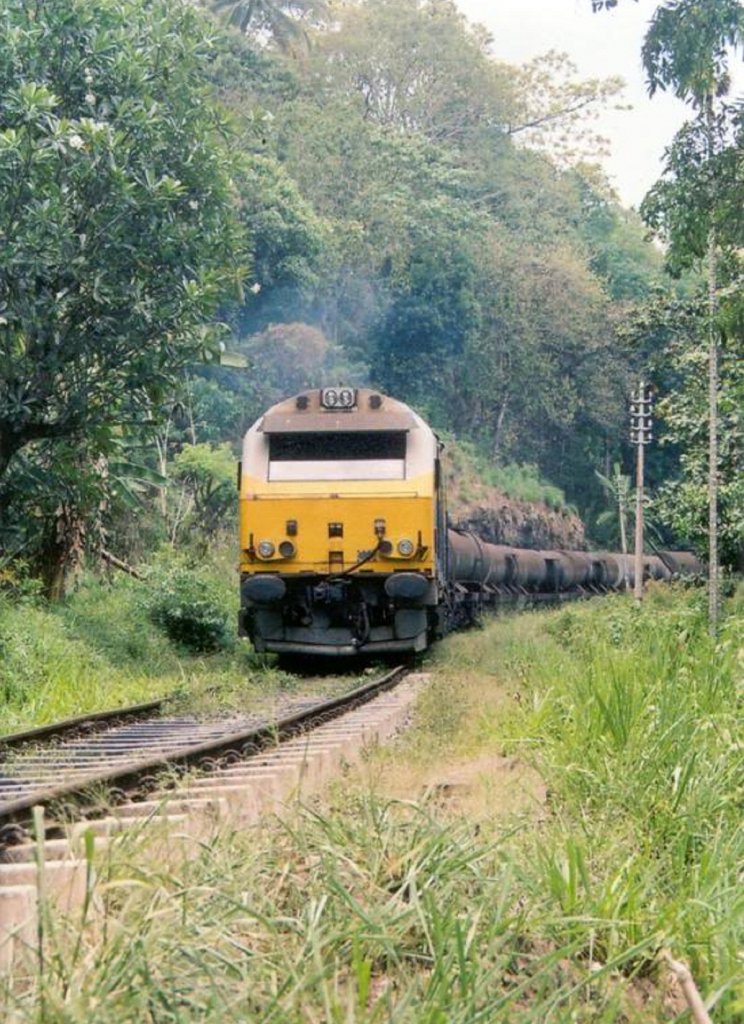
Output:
[630, 382, 653, 605]
[617, 471, 629, 591]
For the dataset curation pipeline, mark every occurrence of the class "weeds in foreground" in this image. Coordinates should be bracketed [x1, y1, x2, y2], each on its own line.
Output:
[422, 585, 744, 1017]
[2, 799, 671, 1023]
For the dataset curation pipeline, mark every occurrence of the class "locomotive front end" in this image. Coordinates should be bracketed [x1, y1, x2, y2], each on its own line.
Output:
[239, 388, 444, 657]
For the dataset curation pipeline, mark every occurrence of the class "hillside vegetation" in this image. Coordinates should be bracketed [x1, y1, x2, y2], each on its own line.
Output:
[443, 441, 587, 550]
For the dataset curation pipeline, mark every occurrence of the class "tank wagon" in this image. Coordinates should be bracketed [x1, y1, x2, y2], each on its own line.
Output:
[238, 388, 701, 657]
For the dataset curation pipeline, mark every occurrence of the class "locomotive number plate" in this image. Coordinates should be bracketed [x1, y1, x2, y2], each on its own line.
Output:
[320, 387, 356, 409]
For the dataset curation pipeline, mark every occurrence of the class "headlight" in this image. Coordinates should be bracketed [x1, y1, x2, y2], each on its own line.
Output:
[257, 540, 275, 558]
[278, 540, 296, 558]
[397, 539, 415, 557]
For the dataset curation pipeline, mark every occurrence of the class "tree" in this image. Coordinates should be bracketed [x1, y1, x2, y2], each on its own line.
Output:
[239, 322, 339, 409]
[316, 0, 512, 145]
[0, 0, 245, 483]
[211, 0, 328, 51]
[640, 0, 743, 631]
[460, 228, 624, 485]
[172, 443, 236, 546]
[595, 464, 631, 579]
[570, 168, 667, 302]
[505, 52, 624, 166]
[0, 0, 246, 589]
[316, 0, 621, 158]
[199, 0, 674, 532]
[653, 317, 743, 570]
[232, 155, 328, 336]
[0, 436, 166, 598]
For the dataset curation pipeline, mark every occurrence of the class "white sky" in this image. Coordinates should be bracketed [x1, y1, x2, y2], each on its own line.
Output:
[455, 0, 740, 208]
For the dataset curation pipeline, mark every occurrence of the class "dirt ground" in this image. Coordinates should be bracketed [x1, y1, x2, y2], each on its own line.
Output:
[375, 750, 547, 822]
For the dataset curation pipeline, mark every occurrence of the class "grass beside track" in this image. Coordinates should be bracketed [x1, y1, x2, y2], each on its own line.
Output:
[2, 584, 741, 1022]
[0, 572, 363, 733]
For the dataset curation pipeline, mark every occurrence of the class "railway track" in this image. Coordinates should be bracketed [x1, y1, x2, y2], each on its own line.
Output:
[1, 664, 424, 969]
[0, 698, 168, 753]
[0, 665, 409, 837]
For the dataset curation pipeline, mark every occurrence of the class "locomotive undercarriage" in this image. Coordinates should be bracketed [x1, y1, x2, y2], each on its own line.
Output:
[240, 573, 441, 657]
[444, 578, 611, 633]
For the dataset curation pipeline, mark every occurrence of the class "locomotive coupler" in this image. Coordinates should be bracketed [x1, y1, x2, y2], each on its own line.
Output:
[312, 579, 348, 605]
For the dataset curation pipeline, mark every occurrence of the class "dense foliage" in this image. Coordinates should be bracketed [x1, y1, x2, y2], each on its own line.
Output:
[639, 0, 743, 576]
[1, 0, 740, 591]
[0, 0, 244, 591]
[206, 0, 666, 530]
[0, 549, 300, 731]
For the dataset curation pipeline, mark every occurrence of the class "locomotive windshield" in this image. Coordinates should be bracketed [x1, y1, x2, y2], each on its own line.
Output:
[268, 431, 406, 481]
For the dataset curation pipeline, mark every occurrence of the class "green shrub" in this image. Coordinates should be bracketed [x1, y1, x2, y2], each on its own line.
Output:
[58, 576, 179, 672]
[145, 562, 233, 653]
[0, 559, 44, 604]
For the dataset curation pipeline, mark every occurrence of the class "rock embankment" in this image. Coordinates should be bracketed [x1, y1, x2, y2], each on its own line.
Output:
[451, 497, 586, 551]
[441, 440, 587, 550]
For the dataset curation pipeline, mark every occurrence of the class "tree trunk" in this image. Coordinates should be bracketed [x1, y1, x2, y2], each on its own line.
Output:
[492, 396, 510, 459]
[155, 412, 172, 519]
[0, 449, 11, 482]
[705, 93, 719, 635]
[37, 503, 86, 601]
[707, 226, 719, 634]
[0, 427, 21, 482]
[101, 549, 143, 580]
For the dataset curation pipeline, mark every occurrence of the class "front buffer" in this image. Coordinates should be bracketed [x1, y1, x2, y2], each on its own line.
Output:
[240, 570, 439, 657]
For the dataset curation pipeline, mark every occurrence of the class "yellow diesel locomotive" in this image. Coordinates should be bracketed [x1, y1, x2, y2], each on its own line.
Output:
[239, 387, 446, 656]
[238, 387, 701, 657]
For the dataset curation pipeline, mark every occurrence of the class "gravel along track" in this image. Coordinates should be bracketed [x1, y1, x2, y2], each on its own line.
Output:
[0, 667, 427, 972]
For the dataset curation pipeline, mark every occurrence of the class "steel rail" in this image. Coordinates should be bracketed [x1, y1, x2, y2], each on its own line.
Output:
[0, 665, 406, 828]
[0, 699, 168, 752]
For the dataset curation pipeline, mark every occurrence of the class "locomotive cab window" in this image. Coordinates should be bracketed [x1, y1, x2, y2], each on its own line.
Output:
[268, 431, 406, 481]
